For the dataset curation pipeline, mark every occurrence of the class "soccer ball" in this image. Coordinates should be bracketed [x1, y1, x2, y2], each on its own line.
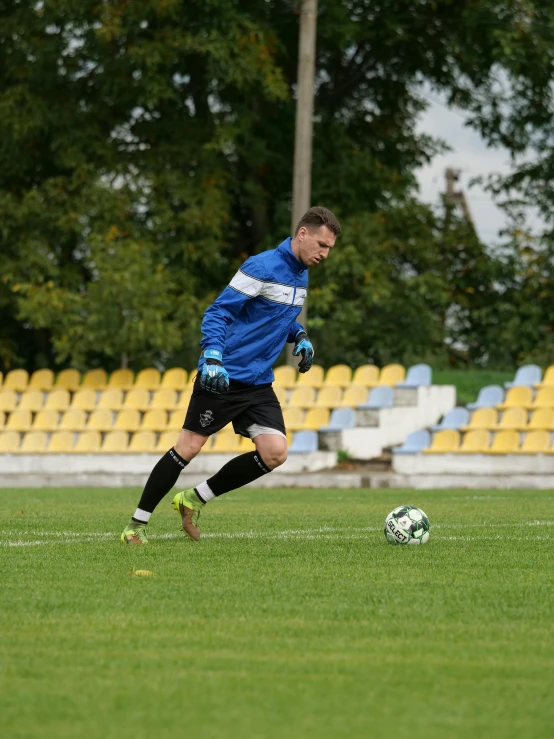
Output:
[384, 505, 430, 546]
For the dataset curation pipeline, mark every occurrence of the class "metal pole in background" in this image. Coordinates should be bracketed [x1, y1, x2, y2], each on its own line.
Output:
[287, 0, 317, 366]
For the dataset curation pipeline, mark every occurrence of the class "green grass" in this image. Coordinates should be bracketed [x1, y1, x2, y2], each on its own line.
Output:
[1, 487, 553, 739]
[433, 369, 513, 406]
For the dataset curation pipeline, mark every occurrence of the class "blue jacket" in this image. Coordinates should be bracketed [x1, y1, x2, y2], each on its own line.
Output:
[198, 238, 307, 385]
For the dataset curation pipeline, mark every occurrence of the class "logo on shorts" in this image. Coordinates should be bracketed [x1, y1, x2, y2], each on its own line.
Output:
[199, 410, 214, 428]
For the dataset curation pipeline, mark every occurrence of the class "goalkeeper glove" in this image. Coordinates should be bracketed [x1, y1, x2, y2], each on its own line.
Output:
[200, 349, 230, 394]
[292, 331, 314, 373]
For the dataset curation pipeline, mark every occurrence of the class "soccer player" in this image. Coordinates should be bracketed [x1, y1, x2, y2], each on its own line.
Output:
[121, 206, 341, 544]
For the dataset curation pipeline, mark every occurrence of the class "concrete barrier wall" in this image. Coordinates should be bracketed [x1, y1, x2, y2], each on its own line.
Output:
[393, 452, 554, 476]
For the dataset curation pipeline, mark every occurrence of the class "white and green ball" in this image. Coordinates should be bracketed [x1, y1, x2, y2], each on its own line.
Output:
[384, 505, 430, 545]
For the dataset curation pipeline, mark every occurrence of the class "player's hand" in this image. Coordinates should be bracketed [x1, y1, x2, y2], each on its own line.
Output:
[200, 349, 230, 393]
[292, 331, 314, 373]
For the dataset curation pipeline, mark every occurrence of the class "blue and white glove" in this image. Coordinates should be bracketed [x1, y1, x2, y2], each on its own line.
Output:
[200, 349, 230, 394]
[292, 331, 314, 373]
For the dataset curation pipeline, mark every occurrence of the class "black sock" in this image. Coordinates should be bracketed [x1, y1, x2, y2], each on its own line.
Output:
[202, 451, 271, 499]
[133, 448, 189, 520]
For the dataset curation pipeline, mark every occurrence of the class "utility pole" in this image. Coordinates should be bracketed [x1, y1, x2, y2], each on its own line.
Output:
[287, 0, 318, 366]
[444, 168, 475, 229]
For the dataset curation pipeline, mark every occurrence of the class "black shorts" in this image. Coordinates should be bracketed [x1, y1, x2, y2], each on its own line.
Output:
[183, 376, 286, 438]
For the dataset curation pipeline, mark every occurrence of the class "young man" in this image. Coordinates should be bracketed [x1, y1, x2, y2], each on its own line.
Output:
[121, 206, 341, 544]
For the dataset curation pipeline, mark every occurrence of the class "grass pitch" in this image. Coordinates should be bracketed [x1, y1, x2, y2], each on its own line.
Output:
[1, 487, 553, 739]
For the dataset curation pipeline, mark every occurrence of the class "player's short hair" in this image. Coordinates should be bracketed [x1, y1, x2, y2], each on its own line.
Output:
[294, 206, 341, 237]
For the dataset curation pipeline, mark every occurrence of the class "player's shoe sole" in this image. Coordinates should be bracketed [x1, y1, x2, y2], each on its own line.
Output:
[121, 522, 149, 545]
[172, 488, 204, 541]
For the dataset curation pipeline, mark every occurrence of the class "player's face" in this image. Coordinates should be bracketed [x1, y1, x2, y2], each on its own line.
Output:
[297, 225, 336, 268]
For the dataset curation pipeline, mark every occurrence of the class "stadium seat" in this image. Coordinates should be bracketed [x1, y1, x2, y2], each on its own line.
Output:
[315, 386, 342, 409]
[352, 364, 379, 387]
[377, 364, 406, 387]
[525, 408, 554, 431]
[0, 431, 20, 452]
[492, 407, 528, 431]
[176, 390, 193, 409]
[485, 430, 520, 454]
[359, 386, 394, 409]
[397, 363, 432, 388]
[161, 368, 188, 391]
[135, 368, 161, 390]
[60, 408, 87, 431]
[97, 389, 123, 411]
[54, 369, 81, 391]
[528, 387, 554, 409]
[48, 431, 75, 453]
[288, 387, 316, 408]
[150, 388, 178, 410]
[453, 429, 490, 454]
[238, 435, 256, 453]
[467, 385, 504, 410]
[422, 429, 461, 454]
[6, 409, 33, 432]
[32, 409, 60, 432]
[155, 431, 179, 453]
[392, 430, 430, 454]
[339, 385, 367, 408]
[302, 407, 330, 430]
[18, 431, 48, 454]
[432, 407, 470, 431]
[18, 390, 44, 412]
[288, 430, 318, 453]
[128, 431, 156, 453]
[70, 389, 97, 412]
[283, 407, 305, 431]
[273, 386, 287, 406]
[273, 366, 297, 388]
[73, 431, 101, 453]
[86, 409, 114, 432]
[82, 369, 107, 389]
[29, 369, 54, 391]
[101, 430, 129, 453]
[324, 364, 352, 387]
[535, 364, 554, 388]
[0, 390, 17, 413]
[514, 430, 549, 454]
[497, 386, 533, 410]
[141, 409, 168, 432]
[505, 364, 542, 388]
[4, 369, 29, 391]
[167, 410, 185, 431]
[295, 365, 324, 388]
[320, 407, 356, 431]
[107, 368, 134, 390]
[44, 389, 71, 412]
[114, 409, 141, 432]
[122, 388, 150, 411]
[209, 429, 241, 453]
[461, 408, 497, 431]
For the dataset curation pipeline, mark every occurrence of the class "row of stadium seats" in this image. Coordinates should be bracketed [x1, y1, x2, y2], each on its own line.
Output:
[468, 385, 554, 410]
[394, 429, 554, 455]
[435, 406, 554, 432]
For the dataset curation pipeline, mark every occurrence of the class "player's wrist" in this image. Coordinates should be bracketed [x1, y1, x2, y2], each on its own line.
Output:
[203, 349, 223, 364]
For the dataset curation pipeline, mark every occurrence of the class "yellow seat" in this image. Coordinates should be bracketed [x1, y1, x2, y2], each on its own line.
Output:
[209, 429, 241, 453]
[101, 431, 129, 453]
[114, 409, 141, 432]
[492, 407, 528, 430]
[155, 430, 179, 453]
[529, 387, 554, 409]
[302, 407, 330, 430]
[423, 430, 461, 454]
[122, 388, 150, 411]
[352, 364, 379, 388]
[324, 364, 352, 387]
[283, 407, 305, 431]
[0, 390, 17, 413]
[48, 431, 75, 453]
[515, 430, 550, 454]
[237, 435, 255, 453]
[73, 431, 101, 453]
[141, 409, 167, 432]
[0, 431, 20, 452]
[273, 366, 297, 388]
[70, 389, 97, 412]
[176, 390, 193, 410]
[526, 408, 554, 431]
[295, 365, 324, 388]
[82, 369, 107, 389]
[339, 385, 367, 408]
[18, 390, 44, 412]
[107, 368, 134, 389]
[535, 365, 554, 388]
[150, 388, 178, 410]
[167, 411, 184, 431]
[54, 369, 81, 391]
[86, 409, 114, 432]
[4, 369, 29, 392]
[486, 430, 520, 454]
[161, 368, 188, 391]
[453, 430, 490, 454]
[18, 431, 48, 454]
[497, 386, 533, 410]
[29, 369, 54, 391]
[97, 389, 123, 411]
[32, 410, 60, 432]
[60, 408, 87, 431]
[377, 364, 406, 387]
[288, 387, 316, 408]
[315, 386, 343, 409]
[44, 389, 71, 412]
[273, 386, 287, 406]
[0, 411, 4, 430]
[128, 431, 156, 453]
[135, 368, 161, 390]
[6, 409, 33, 432]
[461, 408, 497, 431]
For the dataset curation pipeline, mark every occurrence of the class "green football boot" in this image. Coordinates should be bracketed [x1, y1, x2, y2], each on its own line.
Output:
[172, 488, 205, 541]
[121, 521, 149, 546]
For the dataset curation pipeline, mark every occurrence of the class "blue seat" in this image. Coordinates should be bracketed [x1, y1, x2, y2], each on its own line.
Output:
[359, 386, 394, 409]
[467, 385, 504, 410]
[320, 408, 356, 431]
[288, 430, 318, 454]
[392, 429, 431, 454]
[505, 364, 542, 388]
[396, 363, 432, 388]
[431, 407, 470, 431]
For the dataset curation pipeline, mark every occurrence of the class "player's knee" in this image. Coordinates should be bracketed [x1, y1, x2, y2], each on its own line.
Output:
[174, 431, 206, 460]
[262, 445, 288, 469]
